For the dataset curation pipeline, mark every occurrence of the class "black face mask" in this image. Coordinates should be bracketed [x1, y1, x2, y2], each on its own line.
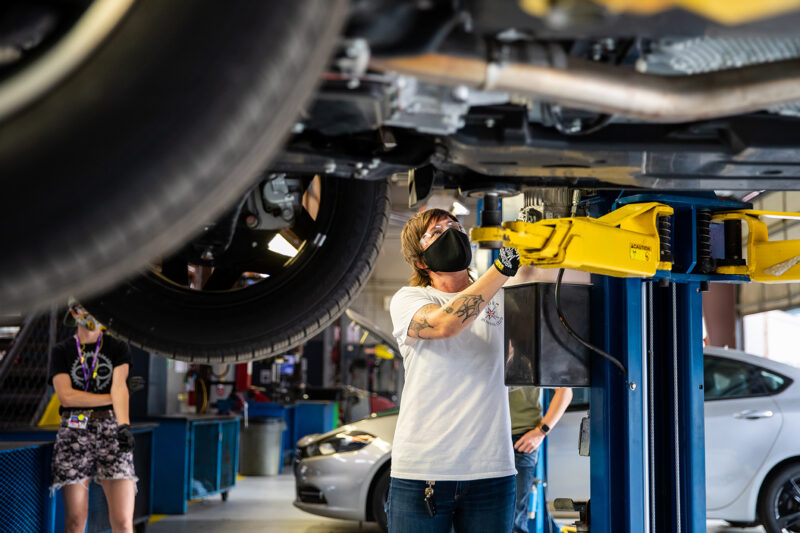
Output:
[421, 228, 472, 272]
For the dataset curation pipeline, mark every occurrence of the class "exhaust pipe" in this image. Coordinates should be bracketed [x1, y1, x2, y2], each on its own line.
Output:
[370, 53, 800, 122]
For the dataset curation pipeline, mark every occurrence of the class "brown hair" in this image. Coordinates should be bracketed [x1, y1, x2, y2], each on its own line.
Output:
[400, 208, 458, 287]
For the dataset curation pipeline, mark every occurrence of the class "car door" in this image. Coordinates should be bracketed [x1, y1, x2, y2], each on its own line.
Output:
[547, 388, 590, 501]
[704, 355, 783, 510]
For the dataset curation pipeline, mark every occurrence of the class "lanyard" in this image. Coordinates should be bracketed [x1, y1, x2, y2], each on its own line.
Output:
[74, 331, 103, 392]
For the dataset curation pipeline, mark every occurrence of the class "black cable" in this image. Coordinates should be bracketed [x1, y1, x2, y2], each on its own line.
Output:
[555, 269, 627, 375]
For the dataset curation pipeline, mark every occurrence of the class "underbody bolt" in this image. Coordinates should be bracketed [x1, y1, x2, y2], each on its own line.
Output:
[292, 122, 305, 134]
[629, 382, 637, 391]
[485, 118, 496, 128]
[324, 161, 336, 174]
[355, 162, 364, 169]
[245, 215, 259, 228]
[251, 242, 258, 248]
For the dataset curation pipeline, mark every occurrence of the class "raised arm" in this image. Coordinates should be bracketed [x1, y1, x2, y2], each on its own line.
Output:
[53, 374, 112, 408]
[110, 363, 130, 425]
[407, 267, 509, 340]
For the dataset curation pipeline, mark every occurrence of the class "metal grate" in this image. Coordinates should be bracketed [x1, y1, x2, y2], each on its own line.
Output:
[0, 309, 71, 428]
[192, 424, 219, 497]
[220, 420, 237, 489]
[0, 445, 50, 532]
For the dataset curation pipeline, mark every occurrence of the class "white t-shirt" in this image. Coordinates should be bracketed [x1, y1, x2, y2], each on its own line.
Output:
[389, 285, 515, 481]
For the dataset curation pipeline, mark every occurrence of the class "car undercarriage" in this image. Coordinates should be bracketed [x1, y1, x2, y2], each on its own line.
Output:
[4, 0, 800, 360]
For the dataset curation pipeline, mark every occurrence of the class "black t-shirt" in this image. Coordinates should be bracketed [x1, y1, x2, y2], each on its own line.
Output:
[49, 333, 131, 411]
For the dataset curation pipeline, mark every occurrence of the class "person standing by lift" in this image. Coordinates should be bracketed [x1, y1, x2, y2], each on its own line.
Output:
[49, 300, 137, 533]
[509, 386, 572, 533]
[388, 208, 523, 533]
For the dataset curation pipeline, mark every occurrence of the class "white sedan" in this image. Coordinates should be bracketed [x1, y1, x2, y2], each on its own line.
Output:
[294, 347, 800, 532]
[549, 347, 800, 532]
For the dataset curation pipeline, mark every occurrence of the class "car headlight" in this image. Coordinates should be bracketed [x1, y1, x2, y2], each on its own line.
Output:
[305, 430, 376, 457]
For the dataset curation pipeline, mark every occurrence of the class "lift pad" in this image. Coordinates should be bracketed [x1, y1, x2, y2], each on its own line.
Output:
[713, 210, 800, 282]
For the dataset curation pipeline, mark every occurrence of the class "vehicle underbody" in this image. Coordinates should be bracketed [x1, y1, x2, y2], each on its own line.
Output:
[4, 0, 800, 360]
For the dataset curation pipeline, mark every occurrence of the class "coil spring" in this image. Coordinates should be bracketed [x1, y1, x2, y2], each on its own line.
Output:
[658, 216, 673, 263]
[696, 209, 714, 274]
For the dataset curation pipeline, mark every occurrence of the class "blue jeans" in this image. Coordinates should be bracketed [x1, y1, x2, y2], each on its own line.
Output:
[512, 433, 540, 533]
[387, 475, 515, 533]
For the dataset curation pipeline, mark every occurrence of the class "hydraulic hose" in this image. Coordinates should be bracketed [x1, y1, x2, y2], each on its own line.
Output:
[554, 268, 627, 375]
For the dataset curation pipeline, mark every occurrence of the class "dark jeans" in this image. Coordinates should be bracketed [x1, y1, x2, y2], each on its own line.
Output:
[512, 433, 540, 533]
[387, 475, 515, 533]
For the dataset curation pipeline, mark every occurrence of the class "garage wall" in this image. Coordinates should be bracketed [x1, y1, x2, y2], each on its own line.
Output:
[738, 191, 800, 315]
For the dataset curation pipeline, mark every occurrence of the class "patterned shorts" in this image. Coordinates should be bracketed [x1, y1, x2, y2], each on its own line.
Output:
[51, 411, 137, 489]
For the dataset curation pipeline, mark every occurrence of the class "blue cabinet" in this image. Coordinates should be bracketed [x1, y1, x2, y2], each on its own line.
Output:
[0, 442, 55, 533]
[150, 415, 239, 514]
[0, 425, 155, 533]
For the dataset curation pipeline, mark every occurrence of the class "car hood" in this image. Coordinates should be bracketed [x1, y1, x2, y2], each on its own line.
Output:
[296, 412, 398, 447]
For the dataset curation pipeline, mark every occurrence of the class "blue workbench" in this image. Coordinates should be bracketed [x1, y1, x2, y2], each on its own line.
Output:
[148, 414, 239, 514]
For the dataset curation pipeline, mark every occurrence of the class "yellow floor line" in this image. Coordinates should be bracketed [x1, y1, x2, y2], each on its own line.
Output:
[148, 514, 167, 524]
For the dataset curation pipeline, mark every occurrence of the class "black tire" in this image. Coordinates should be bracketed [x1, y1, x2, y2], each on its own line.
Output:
[85, 177, 390, 362]
[0, 0, 348, 313]
[371, 467, 390, 533]
[221, 490, 229, 502]
[758, 463, 800, 532]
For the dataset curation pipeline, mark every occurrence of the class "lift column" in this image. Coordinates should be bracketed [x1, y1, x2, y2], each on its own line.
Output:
[589, 194, 743, 532]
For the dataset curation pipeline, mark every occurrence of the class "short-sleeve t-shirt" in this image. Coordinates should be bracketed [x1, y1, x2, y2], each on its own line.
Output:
[389, 285, 515, 481]
[508, 387, 543, 435]
[49, 333, 131, 411]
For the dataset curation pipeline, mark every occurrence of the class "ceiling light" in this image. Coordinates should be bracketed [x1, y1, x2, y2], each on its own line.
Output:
[268, 234, 298, 257]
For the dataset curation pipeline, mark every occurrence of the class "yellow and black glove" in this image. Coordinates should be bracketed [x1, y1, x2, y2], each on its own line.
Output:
[494, 246, 520, 277]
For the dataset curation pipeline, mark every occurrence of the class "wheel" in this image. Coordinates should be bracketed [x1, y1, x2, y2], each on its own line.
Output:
[371, 467, 390, 533]
[0, 0, 348, 313]
[758, 463, 800, 532]
[221, 490, 229, 502]
[85, 177, 390, 362]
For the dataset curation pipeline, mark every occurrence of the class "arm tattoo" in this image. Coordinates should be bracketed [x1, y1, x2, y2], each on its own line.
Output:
[408, 316, 434, 339]
[408, 305, 436, 339]
[445, 294, 485, 323]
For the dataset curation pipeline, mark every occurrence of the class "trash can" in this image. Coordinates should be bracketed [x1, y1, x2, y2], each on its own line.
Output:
[239, 417, 287, 476]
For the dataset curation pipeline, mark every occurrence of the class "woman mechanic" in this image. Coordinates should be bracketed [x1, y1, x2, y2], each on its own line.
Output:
[49, 301, 136, 533]
[388, 208, 522, 532]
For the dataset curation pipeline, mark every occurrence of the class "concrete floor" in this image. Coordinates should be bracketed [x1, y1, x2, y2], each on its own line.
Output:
[147, 472, 765, 533]
[147, 473, 380, 533]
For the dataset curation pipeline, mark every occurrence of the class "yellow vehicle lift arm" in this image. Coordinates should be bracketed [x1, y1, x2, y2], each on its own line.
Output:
[471, 203, 800, 282]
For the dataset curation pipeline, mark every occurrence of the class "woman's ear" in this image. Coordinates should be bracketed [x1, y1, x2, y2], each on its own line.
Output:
[414, 258, 428, 270]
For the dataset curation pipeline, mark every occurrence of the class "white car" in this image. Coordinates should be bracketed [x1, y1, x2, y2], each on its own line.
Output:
[294, 347, 800, 532]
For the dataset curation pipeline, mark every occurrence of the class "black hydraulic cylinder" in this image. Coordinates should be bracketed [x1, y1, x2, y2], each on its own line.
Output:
[695, 209, 714, 274]
[658, 215, 673, 263]
[719, 219, 746, 267]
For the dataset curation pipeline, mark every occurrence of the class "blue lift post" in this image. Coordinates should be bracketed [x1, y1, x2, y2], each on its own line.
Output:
[488, 191, 723, 531]
[587, 193, 749, 532]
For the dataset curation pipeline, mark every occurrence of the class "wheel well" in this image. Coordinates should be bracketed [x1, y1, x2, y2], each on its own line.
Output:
[755, 455, 800, 520]
[365, 460, 391, 522]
